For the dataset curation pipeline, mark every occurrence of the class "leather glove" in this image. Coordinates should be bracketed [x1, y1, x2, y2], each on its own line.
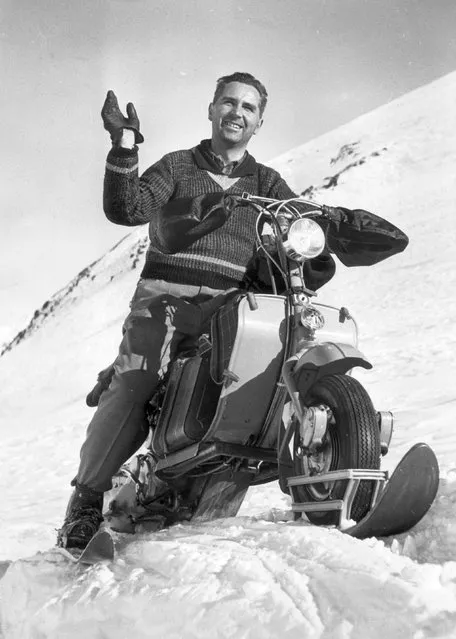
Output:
[101, 90, 144, 144]
[320, 205, 338, 219]
[222, 194, 251, 211]
[151, 193, 241, 254]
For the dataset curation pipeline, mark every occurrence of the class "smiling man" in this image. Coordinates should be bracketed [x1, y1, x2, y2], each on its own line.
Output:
[57, 72, 336, 552]
[209, 79, 264, 164]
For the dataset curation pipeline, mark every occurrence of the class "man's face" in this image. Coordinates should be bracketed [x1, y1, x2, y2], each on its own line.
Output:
[208, 81, 263, 148]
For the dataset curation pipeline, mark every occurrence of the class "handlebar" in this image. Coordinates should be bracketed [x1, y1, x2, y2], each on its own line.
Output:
[241, 192, 324, 218]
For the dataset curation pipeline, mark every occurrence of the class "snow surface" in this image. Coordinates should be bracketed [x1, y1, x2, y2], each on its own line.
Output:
[1, 71, 456, 638]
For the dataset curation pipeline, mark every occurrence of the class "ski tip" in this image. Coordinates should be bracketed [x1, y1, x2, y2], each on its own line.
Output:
[405, 442, 438, 460]
[77, 529, 115, 565]
[345, 442, 440, 539]
[56, 529, 115, 565]
[396, 443, 440, 482]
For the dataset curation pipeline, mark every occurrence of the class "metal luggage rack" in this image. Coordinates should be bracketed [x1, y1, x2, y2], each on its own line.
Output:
[288, 468, 389, 530]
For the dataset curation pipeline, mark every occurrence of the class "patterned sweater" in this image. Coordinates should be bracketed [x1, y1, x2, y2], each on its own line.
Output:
[104, 140, 299, 290]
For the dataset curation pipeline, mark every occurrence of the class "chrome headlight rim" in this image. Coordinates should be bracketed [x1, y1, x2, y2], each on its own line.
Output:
[284, 218, 326, 261]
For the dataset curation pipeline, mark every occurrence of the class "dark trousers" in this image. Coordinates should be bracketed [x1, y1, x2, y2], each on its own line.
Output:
[76, 278, 232, 492]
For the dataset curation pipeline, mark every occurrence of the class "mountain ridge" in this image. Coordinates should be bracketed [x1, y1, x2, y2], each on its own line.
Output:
[2, 69, 455, 358]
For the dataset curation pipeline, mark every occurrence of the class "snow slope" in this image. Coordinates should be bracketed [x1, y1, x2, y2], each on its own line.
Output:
[0, 71, 456, 638]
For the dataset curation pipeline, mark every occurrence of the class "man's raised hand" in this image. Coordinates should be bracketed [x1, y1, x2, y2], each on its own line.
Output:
[101, 90, 144, 145]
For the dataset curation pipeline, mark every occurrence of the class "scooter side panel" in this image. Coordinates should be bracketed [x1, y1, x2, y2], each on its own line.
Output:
[203, 295, 287, 445]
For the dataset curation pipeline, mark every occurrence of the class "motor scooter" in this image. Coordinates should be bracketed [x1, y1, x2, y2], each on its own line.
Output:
[106, 195, 439, 539]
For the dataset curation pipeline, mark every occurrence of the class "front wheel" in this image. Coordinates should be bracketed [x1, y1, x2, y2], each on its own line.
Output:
[293, 374, 381, 525]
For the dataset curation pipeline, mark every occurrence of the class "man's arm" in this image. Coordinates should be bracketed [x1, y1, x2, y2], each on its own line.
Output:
[149, 193, 239, 254]
[103, 147, 175, 226]
[266, 169, 322, 214]
[266, 171, 297, 200]
[101, 91, 175, 226]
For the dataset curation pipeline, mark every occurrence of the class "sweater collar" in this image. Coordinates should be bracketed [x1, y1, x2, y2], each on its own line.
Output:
[193, 139, 257, 177]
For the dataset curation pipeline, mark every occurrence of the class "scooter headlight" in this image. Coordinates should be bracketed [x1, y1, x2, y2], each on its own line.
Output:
[283, 218, 326, 261]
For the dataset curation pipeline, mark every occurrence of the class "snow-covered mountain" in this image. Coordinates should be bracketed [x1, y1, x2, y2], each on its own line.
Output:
[1, 71, 456, 638]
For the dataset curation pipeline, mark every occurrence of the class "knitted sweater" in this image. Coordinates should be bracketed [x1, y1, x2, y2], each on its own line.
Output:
[104, 140, 298, 290]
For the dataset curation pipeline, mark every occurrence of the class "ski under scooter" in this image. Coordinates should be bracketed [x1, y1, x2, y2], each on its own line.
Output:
[288, 443, 439, 538]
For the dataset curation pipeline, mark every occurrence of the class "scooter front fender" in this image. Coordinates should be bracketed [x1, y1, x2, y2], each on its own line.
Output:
[292, 342, 372, 398]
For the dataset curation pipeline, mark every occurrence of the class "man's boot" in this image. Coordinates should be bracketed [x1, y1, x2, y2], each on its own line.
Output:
[57, 483, 104, 550]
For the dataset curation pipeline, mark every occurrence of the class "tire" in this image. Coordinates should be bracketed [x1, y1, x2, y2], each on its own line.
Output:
[293, 374, 380, 525]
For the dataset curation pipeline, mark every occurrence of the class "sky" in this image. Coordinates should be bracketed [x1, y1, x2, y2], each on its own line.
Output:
[1, 68, 456, 637]
[1, 0, 456, 340]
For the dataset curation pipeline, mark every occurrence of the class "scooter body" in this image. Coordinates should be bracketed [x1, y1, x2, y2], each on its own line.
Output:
[147, 291, 373, 483]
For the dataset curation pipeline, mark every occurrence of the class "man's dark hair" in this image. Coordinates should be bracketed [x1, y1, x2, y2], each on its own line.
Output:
[213, 72, 268, 116]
